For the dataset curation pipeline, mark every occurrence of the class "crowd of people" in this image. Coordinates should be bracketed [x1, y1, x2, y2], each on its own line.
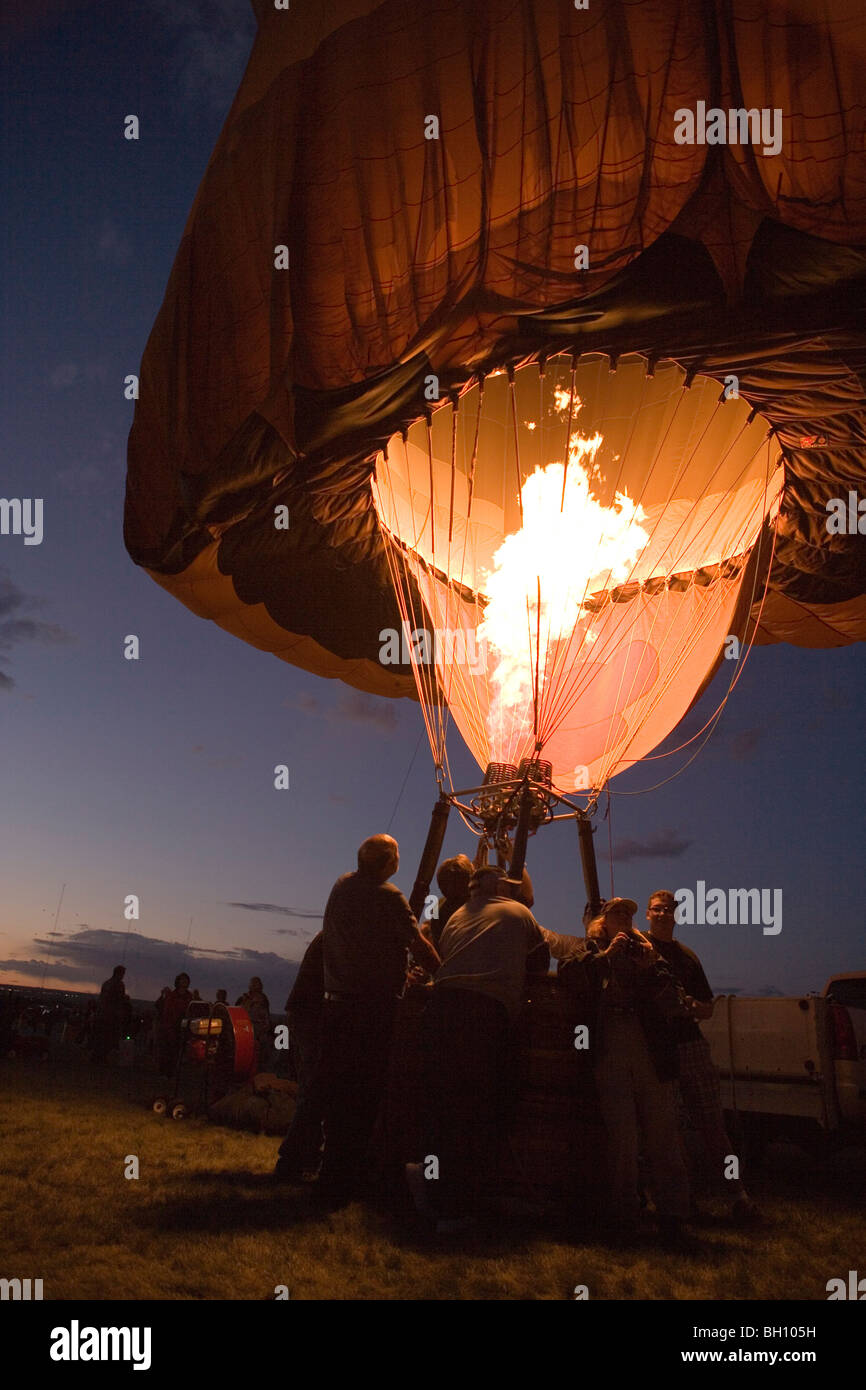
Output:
[274, 833, 759, 1244]
[0, 968, 278, 1077]
[3, 831, 756, 1244]
[150, 973, 274, 1075]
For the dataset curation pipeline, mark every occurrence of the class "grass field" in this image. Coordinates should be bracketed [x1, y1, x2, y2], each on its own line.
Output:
[1, 1052, 864, 1301]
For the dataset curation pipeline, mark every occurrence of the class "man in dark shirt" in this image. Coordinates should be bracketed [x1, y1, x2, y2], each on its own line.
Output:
[274, 932, 325, 1181]
[647, 890, 758, 1224]
[90, 965, 131, 1063]
[318, 834, 439, 1199]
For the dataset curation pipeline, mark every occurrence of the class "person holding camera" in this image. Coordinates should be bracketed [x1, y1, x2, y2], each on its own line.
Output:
[560, 897, 692, 1244]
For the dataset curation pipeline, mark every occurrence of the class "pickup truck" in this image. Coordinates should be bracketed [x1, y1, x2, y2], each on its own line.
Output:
[700, 972, 865, 1157]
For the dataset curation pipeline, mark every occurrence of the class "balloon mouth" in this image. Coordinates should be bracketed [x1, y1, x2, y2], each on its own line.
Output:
[372, 353, 777, 595]
[371, 352, 782, 788]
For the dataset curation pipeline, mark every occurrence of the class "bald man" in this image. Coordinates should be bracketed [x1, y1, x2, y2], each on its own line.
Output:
[411, 864, 579, 1228]
[318, 834, 439, 1200]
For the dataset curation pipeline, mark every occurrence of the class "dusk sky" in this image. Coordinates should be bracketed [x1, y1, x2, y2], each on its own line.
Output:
[2, 0, 864, 1006]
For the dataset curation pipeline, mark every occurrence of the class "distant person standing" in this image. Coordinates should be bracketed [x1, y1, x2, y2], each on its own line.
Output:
[90, 965, 130, 1063]
[646, 890, 759, 1224]
[215, 989, 228, 1005]
[237, 976, 272, 1067]
[236, 977, 270, 1037]
[157, 973, 193, 1075]
[318, 834, 440, 1200]
[0, 992, 19, 1055]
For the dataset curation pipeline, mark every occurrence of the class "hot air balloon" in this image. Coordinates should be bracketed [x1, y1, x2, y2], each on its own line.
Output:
[126, 0, 866, 905]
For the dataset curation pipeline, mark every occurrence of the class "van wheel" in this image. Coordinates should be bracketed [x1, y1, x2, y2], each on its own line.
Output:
[725, 1111, 746, 1155]
[152, 1097, 168, 1116]
[170, 1102, 187, 1120]
[741, 1116, 767, 1167]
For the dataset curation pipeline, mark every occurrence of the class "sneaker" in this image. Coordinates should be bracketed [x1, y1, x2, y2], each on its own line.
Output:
[405, 1162, 435, 1219]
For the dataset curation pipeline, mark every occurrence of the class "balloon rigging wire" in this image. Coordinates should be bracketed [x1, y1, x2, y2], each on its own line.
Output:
[542, 363, 733, 736]
[607, 787, 615, 899]
[385, 727, 426, 834]
[609, 504, 779, 795]
[445, 383, 486, 766]
[374, 355, 778, 804]
[543, 375, 769, 771]
[583, 371, 733, 768]
[614, 428, 778, 767]
[594, 452, 773, 780]
[536, 353, 680, 743]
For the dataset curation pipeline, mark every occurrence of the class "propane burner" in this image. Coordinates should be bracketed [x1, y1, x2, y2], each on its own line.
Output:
[517, 758, 554, 829]
[475, 762, 520, 828]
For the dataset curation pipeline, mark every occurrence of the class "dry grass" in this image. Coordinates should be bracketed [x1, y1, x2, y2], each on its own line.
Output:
[1, 1054, 864, 1301]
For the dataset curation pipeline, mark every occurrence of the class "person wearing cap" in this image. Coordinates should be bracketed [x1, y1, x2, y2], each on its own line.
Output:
[559, 897, 693, 1244]
[646, 890, 759, 1225]
[408, 863, 580, 1230]
[426, 854, 473, 952]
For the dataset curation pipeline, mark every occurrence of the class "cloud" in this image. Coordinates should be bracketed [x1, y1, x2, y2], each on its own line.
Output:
[289, 690, 397, 731]
[612, 828, 693, 862]
[725, 728, 765, 761]
[226, 901, 322, 921]
[0, 568, 71, 690]
[150, 0, 256, 113]
[191, 744, 245, 770]
[0, 926, 302, 1000]
[335, 692, 398, 730]
[94, 216, 132, 266]
[49, 363, 79, 389]
[49, 361, 110, 392]
[296, 693, 322, 715]
[654, 709, 767, 764]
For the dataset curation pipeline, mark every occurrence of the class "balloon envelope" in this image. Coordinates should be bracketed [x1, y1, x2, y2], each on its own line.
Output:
[373, 354, 781, 786]
[126, 0, 866, 782]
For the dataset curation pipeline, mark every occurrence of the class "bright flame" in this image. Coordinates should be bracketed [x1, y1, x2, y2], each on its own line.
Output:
[553, 386, 582, 416]
[478, 430, 649, 758]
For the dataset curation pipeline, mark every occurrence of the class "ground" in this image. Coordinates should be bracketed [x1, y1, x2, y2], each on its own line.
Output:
[1, 1052, 864, 1301]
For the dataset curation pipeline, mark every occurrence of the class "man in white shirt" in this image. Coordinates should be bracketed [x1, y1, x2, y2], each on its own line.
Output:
[410, 864, 577, 1228]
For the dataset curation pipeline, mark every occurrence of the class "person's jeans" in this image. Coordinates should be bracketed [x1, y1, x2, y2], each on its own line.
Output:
[319, 998, 397, 1189]
[423, 987, 510, 1218]
[594, 1013, 690, 1222]
[277, 1014, 323, 1173]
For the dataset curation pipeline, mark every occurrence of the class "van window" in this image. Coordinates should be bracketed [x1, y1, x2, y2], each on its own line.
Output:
[827, 979, 866, 1011]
